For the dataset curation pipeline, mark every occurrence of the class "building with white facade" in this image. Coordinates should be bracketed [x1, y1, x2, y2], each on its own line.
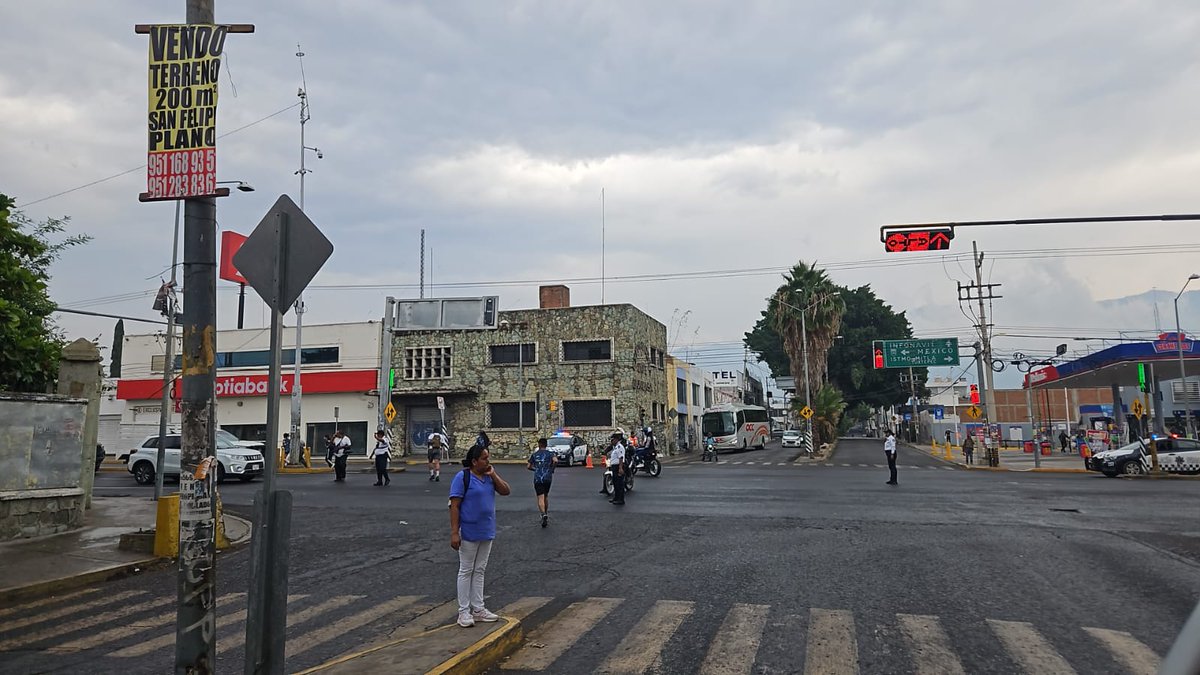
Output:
[666, 356, 716, 452]
[115, 321, 383, 456]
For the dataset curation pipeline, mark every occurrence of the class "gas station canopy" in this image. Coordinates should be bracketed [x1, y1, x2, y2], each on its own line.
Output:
[1024, 333, 1198, 390]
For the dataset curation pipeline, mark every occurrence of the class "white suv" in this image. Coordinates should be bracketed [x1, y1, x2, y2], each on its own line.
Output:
[127, 434, 264, 485]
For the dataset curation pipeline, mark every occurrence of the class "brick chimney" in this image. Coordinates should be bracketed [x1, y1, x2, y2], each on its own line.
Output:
[539, 285, 570, 309]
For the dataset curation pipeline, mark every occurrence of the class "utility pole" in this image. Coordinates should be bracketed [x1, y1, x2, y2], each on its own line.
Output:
[419, 229, 426, 298]
[908, 367, 919, 443]
[291, 46, 319, 464]
[156, 202, 181, 501]
[800, 298, 812, 453]
[379, 297, 395, 432]
[178, 3, 218, 669]
[958, 242, 1002, 455]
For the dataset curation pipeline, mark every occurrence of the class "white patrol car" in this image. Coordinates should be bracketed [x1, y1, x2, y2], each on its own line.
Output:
[127, 433, 265, 485]
[547, 434, 589, 466]
[1086, 436, 1200, 477]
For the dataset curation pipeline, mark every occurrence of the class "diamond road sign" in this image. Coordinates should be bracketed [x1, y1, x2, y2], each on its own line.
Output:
[233, 194, 333, 314]
[876, 338, 960, 368]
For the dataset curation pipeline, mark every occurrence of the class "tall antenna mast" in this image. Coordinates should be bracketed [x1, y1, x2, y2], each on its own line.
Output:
[419, 229, 426, 298]
[601, 188, 606, 304]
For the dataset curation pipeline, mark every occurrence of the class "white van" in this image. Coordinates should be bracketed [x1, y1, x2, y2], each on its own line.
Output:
[127, 433, 264, 485]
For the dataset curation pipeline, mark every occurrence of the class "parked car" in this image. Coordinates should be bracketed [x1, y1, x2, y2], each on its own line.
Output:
[127, 434, 264, 485]
[547, 434, 589, 466]
[770, 427, 785, 439]
[1086, 436, 1200, 477]
[119, 428, 263, 463]
[781, 430, 802, 448]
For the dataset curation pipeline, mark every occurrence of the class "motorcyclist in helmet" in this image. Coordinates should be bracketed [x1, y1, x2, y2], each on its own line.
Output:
[633, 426, 657, 469]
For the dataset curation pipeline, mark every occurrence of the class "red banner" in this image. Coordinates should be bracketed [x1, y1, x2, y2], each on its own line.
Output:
[219, 231, 248, 283]
[117, 369, 379, 400]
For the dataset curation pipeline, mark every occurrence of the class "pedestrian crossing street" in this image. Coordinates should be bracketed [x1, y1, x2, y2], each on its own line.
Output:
[677, 459, 959, 470]
[498, 596, 1163, 674]
[0, 587, 1164, 674]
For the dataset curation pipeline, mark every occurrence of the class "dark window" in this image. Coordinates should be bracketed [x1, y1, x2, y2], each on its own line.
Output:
[563, 340, 611, 362]
[489, 343, 536, 365]
[488, 402, 536, 429]
[677, 378, 688, 404]
[692, 383, 700, 406]
[563, 399, 613, 427]
[744, 407, 769, 423]
[704, 388, 712, 408]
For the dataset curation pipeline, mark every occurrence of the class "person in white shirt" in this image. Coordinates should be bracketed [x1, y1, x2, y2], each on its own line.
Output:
[605, 430, 627, 505]
[332, 431, 351, 482]
[372, 430, 392, 486]
[884, 430, 898, 485]
[428, 430, 448, 482]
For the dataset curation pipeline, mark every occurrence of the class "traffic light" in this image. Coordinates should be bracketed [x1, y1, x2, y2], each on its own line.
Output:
[548, 400, 557, 412]
[1138, 363, 1148, 392]
[388, 368, 396, 389]
[874, 348, 884, 369]
[969, 384, 980, 405]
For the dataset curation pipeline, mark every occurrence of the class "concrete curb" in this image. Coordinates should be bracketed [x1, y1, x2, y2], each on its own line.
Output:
[1119, 472, 1200, 480]
[959, 465, 1090, 474]
[0, 557, 171, 605]
[297, 616, 524, 675]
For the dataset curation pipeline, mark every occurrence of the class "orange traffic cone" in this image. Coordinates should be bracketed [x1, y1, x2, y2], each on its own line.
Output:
[585, 453, 594, 469]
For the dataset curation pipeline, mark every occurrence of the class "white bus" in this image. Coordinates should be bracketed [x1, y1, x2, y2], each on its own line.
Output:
[701, 403, 770, 452]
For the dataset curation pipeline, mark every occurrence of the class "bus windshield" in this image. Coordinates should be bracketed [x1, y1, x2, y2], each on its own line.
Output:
[702, 411, 736, 436]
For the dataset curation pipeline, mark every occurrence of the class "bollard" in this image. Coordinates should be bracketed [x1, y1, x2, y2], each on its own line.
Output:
[302, 446, 312, 469]
[154, 494, 180, 557]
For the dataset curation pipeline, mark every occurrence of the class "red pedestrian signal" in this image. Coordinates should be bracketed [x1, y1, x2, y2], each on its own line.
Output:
[969, 384, 980, 405]
[881, 227, 955, 252]
[874, 349, 884, 369]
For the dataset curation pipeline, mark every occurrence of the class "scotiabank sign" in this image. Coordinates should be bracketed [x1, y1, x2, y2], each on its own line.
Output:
[1024, 366, 1059, 388]
[117, 370, 378, 400]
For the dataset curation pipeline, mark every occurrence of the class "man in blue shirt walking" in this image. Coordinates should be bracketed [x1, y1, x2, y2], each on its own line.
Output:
[526, 437, 556, 528]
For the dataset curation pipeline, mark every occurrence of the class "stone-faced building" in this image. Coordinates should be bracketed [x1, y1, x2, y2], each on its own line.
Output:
[385, 287, 668, 458]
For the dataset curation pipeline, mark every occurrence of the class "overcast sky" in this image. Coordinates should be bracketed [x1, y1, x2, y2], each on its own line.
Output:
[5, 1, 1200, 390]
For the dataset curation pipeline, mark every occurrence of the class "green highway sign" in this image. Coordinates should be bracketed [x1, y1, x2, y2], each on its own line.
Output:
[875, 338, 960, 368]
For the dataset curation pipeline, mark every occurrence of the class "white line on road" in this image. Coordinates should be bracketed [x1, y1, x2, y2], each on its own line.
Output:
[112, 594, 302, 658]
[1082, 627, 1160, 675]
[221, 594, 360, 653]
[502, 597, 624, 671]
[288, 595, 421, 657]
[896, 614, 965, 675]
[0, 586, 101, 621]
[987, 619, 1077, 674]
[804, 608, 859, 675]
[55, 592, 246, 655]
[698, 603, 770, 675]
[0, 589, 144, 634]
[0, 593, 167, 652]
[598, 600, 694, 674]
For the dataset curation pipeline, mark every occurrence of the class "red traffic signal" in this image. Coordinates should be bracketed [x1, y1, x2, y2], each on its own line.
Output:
[874, 349, 884, 369]
[969, 384, 980, 405]
[882, 227, 954, 252]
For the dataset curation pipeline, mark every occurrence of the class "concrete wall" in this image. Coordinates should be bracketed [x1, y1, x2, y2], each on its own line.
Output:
[0, 393, 89, 539]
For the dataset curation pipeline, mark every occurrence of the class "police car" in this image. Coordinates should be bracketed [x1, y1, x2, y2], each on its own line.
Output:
[547, 433, 588, 466]
[1086, 435, 1200, 477]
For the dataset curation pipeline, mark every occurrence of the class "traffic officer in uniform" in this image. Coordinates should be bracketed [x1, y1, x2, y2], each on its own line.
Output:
[607, 429, 627, 505]
[884, 429, 898, 485]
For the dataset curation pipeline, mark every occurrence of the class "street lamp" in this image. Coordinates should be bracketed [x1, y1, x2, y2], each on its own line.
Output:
[154, 180, 254, 500]
[1175, 274, 1199, 438]
[771, 291, 840, 452]
[500, 319, 530, 452]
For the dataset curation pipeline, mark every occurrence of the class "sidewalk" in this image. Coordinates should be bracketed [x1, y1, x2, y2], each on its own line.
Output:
[915, 441, 1089, 473]
[0, 494, 251, 603]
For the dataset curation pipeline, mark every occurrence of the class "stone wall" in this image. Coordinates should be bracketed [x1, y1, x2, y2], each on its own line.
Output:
[387, 303, 669, 458]
[0, 488, 86, 539]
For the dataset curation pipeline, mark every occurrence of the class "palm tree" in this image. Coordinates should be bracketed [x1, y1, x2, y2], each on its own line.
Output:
[808, 385, 847, 445]
[769, 262, 846, 398]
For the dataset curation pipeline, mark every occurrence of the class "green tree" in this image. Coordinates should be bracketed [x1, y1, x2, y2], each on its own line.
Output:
[763, 262, 845, 397]
[826, 285, 928, 408]
[0, 195, 90, 392]
[801, 384, 846, 445]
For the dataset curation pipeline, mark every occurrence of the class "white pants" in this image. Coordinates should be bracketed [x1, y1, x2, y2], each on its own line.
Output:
[457, 539, 493, 614]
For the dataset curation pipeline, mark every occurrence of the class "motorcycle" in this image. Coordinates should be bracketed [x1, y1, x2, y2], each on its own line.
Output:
[702, 439, 718, 463]
[601, 461, 634, 496]
[629, 448, 662, 477]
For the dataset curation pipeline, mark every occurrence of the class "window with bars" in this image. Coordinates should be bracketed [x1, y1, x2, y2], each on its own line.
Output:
[648, 346, 665, 368]
[563, 399, 613, 427]
[1172, 381, 1200, 404]
[562, 339, 612, 362]
[487, 402, 536, 428]
[404, 346, 453, 380]
[489, 343, 537, 365]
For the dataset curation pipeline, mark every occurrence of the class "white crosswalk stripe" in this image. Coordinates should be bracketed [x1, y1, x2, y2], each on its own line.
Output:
[0, 586, 102, 621]
[220, 594, 361, 653]
[0, 591, 165, 651]
[110, 593, 299, 658]
[1082, 626, 1161, 675]
[52, 593, 246, 655]
[288, 595, 421, 657]
[0, 589, 144, 634]
[987, 619, 1077, 674]
[699, 603, 770, 675]
[804, 608, 859, 674]
[598, 600, 693, 674]
[896, 614, 965, 675]
[502, 597, 623, 671]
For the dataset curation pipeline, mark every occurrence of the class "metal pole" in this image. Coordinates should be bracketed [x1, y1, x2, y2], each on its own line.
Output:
[290, 89, 309, 464]
[908, 367, 918, 443]
[1161, 598, 1200, 675]
[245, 210, 288, 674]
[237, 282, 246, 329]
[518, 323, 525, 452]
[1176, 283, 1194, 438]
[176, 4, 219, 669]
[974, 241, 999, 426]
[379, 297, 395, 432]
[801, 298, 812, 452]
[156, 200, 181, 501]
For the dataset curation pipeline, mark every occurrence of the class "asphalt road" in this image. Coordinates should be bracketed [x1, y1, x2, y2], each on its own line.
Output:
[3, 439, 1198, 674]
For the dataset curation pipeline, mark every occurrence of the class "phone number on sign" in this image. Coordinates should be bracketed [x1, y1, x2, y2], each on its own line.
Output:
[146, 149, 217, 199]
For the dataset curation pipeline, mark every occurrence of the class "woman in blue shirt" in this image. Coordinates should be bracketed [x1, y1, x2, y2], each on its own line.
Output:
[449, 443, 511, 628]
